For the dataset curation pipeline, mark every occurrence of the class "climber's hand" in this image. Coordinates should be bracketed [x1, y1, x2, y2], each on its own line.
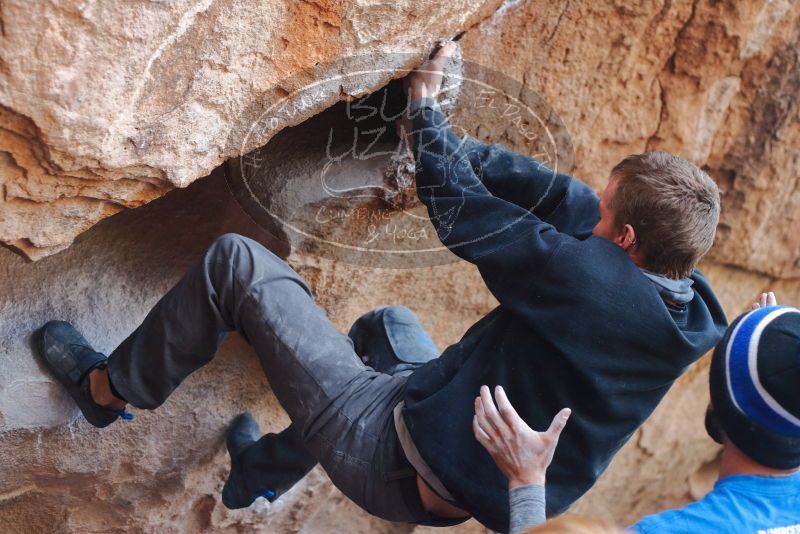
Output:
[473, 385, 571, 489]
[405, 40, 457, 102]
[752, 291, 778, 309]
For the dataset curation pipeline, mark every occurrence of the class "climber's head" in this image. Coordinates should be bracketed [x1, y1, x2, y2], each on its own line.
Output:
[592, 151, 720, 279]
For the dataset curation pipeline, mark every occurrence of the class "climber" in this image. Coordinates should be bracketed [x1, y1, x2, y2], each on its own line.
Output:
[476, 292, 800, 534]
[36, 41, 727, 532]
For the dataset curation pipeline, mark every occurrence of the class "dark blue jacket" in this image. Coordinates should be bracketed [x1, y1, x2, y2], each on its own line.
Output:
[402, 103, 728, 532]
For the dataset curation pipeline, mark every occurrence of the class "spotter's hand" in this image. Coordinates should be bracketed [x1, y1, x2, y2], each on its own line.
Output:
[473, 385, 571, 489]
[752, 291, 778, 310]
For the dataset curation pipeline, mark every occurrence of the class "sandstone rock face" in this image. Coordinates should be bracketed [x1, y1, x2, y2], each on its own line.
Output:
[456, 0, 800, 278]
[2, 0, 800, 533]
[0, 0, 502, 260]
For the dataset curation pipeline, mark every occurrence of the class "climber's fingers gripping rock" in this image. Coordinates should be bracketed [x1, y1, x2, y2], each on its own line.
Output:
[406, 40, 457, 101]
[396, 41, 456, 149]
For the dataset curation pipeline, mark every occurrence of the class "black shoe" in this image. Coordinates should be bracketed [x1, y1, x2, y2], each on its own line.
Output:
[222, 412, 271, 509]
[222, 415, 317, 509]
[36, 321, 133, 428]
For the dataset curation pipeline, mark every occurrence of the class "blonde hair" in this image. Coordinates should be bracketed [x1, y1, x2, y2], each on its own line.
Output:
[609, 151, 720, 279]
[523, 515, 624, 534]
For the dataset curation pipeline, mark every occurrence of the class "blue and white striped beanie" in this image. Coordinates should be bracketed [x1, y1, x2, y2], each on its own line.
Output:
[709, 305, 800, 468]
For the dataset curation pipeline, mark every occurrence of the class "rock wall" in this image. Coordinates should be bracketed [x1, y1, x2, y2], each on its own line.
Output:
[455, 0, 800, 278]
[1, 0, 799, 533]
[0, 0, 502, 259]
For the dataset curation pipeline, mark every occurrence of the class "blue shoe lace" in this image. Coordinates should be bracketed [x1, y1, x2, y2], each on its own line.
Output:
[257, 489, 276, 501]
[114, 409, 134, 421]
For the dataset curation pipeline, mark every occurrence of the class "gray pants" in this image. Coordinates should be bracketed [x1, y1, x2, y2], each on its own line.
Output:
[106, 233, 455, 525]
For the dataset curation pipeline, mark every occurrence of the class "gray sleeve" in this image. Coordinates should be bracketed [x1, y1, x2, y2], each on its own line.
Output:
[509, 484, 546, 534]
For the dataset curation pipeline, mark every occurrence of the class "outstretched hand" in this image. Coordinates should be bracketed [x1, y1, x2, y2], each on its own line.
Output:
[752, 291, 778, 310]
[473, 385, 571, 488]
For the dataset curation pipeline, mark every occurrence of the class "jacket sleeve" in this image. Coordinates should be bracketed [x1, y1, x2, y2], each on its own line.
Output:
[410, 99, 567, 308]
[459, 133, 601, 239]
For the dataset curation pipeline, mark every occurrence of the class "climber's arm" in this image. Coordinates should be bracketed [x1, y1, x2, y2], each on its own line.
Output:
[402, 42, 569, 309]
[409, 100, 567, 295]
[400, 42, 599, 239]
[460, 136, 601, 238]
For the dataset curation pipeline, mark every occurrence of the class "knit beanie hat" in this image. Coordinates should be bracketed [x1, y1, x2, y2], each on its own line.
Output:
[708, 305, 800, 469]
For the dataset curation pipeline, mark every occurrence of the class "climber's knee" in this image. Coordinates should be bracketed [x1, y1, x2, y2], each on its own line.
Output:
[206, 233, 277, 267]
[205, 233, 309, 298]
[349, 305, 419, 338]
[207, 233, 250, 262]
[348, 305, 386, 341]
[347, 305, 418, 351]
[381, 305, 419, 323]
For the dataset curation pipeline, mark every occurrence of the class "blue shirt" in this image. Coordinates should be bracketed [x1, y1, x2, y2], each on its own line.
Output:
[631, 473, 800, 534]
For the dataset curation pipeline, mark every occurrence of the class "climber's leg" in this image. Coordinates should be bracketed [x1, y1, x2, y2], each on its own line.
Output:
[106, 232, 372, 418]
[338, 304, 464, 525]
[222, 415, 317, 508]
[104, 233, 428, 518]
[223, 304, 442, 507]
[347, 305, 440, 376]
[36, 320, 134, 428]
